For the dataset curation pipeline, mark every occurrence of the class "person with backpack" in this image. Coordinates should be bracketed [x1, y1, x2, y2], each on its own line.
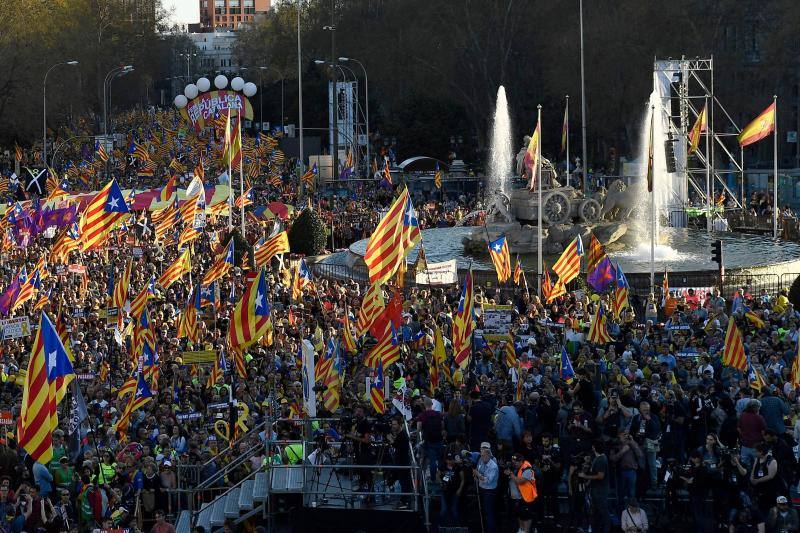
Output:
[416, 397, 444, 481]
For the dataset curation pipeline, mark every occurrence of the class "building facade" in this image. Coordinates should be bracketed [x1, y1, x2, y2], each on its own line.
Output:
[199, 0, 270, 31]
[188, 32, 240, 75]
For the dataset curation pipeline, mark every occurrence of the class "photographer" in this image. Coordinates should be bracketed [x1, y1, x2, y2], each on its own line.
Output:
[680, 450, 711, 532]
[387, 416, 412, 509]
[630, 401, 662, 490]
[505, 452, 538, 533]
[578, 439, 611, 533]
[597, 389, 632, 441]
[437, 453, 465, 527]
[610, 429, 643, 508]
[532, 432, 562, 523]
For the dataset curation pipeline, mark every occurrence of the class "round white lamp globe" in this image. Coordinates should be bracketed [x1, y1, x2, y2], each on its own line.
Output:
[243, 82, 257, 97]
[196, 77, 211, 92]
[231, 76, 245, 92]
[184, 84, 199, 100]
[174, 95, 188, 108]
[214, 74, 229, 90]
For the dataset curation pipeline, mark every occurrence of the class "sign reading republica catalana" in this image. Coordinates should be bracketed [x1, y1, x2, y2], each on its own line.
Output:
[180, 90, 255, 131]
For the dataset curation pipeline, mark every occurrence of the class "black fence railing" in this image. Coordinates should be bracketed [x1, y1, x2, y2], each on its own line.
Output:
[310, 261, 800, 302]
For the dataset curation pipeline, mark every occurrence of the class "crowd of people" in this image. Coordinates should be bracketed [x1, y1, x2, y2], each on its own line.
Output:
[0, 109, 799, 533]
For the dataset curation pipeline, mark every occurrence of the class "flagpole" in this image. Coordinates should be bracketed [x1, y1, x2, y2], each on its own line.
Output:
[227, 110, 233, 231]
[565, 95, 570, 188]
[773, 94, 779, 239]
[650, 105, 655, 295]
[703, 96, 711, 233]
[239, 111, 245, 239]
[536, 104, 543, 296]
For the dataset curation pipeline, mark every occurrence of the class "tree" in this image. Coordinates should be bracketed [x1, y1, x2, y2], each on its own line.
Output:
[288, 208, 327, 256]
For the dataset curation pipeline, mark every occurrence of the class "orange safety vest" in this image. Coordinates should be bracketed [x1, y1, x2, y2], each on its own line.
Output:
[517, 460, 538, 503]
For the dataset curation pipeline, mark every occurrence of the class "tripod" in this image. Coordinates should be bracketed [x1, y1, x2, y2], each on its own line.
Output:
[309, 445, 349, 508]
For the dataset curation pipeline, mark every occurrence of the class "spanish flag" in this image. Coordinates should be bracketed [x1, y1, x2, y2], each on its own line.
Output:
[688, 104, 707, 154]
[738, 102, 776, 147]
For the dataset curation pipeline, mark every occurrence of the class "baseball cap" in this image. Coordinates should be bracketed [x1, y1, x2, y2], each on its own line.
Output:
[480, 442, 491, 450]
[777, 495, 788, 504]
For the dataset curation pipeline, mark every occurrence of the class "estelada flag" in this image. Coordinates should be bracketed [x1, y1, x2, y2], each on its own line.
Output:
[739, 102, 776, 147]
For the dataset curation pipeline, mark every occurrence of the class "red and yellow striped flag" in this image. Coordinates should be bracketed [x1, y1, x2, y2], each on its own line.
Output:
[586, 233, 605, 274]
[739, 101, 776, 147]
[228, 268, 272, 348]
[112, 260, 132, 310]
[254, 231, 290, 267]
[356, 283, 384, 337]
[363, 187, 419, 285]
[203, 240, 234, 286]
[79, 179, 129, 251]
[156, 248, 191, 289]
[587, 305, 612, 345]
[688, 104, 708, 154]
[488, 235, 512, 283]
[552, 235, 584, 286]
[722, 318, 748, 371]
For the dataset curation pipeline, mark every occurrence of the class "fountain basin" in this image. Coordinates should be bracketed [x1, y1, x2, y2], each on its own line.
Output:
[316, 227, 800, 294]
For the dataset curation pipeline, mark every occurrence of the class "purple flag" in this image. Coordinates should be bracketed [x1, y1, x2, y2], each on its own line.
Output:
[42, 205, 77, 229]
[588, 256, 616, 292]
[0, 276, 21, 316]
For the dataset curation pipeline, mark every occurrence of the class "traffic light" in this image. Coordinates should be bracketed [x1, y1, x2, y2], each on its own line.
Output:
[711, 239, 723, 266]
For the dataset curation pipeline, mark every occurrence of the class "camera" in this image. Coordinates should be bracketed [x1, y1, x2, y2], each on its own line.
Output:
[372, 415, 391, 435]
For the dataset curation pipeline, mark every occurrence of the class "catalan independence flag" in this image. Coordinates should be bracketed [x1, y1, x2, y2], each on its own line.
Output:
[688, 104, 708, 154]
[178, 288, 200, 343]
[452, 270, 474, 369]
[228, 267, 272, 348]
[551, 235, 583, 286]
[79, 179, 129, 251]
[587, 305, 612, 345]
[341, 306, 358, 353]
[203, 240, 235, 286]
[19, 312, 74, 464]
[364, 188, 420, 285]
[738, 101, 776, 147]
[560, 346, 575, 383]
[612, 262, 629, 319]
[434, 162, 442, 189]
[292, 258, 313, 300]
[95, 140, 109, 163]
[301, 163, 318, 189]
[722, 318, 748, 370]
[235, 188, 254, 209]
[254, 231, 290, 267]
[157, 248, 191, 289]
[113, 260, 132, 310]
[792, 338, 800, 388]
[586, 233, 605, 274]
[488, 235, 512, 283]
[370, 361, 386, 414]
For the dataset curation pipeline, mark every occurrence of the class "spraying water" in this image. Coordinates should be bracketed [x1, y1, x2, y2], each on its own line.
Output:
[488, 86, 513, 198]
[624, 88, 681, 263]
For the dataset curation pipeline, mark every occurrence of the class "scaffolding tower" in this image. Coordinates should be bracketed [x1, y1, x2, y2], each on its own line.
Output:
[655, 57, 745, 229]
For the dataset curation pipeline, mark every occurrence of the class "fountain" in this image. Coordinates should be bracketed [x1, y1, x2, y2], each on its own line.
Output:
[321, 79, 800, 294]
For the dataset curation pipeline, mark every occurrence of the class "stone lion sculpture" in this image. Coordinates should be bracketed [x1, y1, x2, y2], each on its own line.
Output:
[600, 179, 638, 220]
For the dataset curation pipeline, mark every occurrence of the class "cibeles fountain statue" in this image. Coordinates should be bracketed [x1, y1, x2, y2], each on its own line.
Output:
[463, 116, 634, 257]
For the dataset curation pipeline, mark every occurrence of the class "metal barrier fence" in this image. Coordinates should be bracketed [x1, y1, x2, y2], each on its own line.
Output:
[311, 261, 800, 299]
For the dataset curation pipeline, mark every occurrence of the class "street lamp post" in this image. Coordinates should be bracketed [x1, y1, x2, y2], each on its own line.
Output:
[103, 65, 134, 138]
[339, 57, 369, 174]
[297, 0, 304, 167]
[579, 0, 588, 192]
[179, 52, 197, 81]
[258, 66, 268, 131]
[43, 61, 79, 166]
